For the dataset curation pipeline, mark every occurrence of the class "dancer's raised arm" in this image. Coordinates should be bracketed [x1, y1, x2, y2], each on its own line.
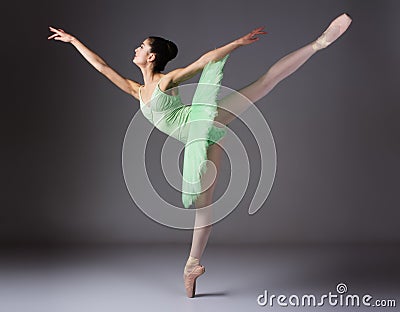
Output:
[48, 27, 140, 98]
[167, 27, 267, 85]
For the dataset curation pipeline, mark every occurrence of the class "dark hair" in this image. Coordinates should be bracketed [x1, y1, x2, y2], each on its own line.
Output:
[148, 36, 178, 73]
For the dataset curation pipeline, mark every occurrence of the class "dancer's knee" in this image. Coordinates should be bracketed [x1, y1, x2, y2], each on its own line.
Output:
[259, 71, 279, 91]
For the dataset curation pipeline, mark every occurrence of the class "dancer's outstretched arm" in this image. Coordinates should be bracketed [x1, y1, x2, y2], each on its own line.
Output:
[167, 27, 267, 85]
[48, 27, 140, 98]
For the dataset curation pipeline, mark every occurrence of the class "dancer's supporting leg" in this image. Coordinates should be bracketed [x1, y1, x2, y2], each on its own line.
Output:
[183, 138, 224, 274]
[214, 13, 352, 126]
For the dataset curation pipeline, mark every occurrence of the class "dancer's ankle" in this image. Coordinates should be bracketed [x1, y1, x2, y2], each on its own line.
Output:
[312, 26, 340, 51]
[312, 37, 326, 51]
[184, 255, 200, 275]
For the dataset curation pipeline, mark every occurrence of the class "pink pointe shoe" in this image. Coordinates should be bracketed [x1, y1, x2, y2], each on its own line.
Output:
[313, 13, 352, 51]
[183, 265, 205, 298]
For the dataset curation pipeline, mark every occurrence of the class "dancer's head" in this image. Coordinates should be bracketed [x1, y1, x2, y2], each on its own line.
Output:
[133, 37, 178, 73]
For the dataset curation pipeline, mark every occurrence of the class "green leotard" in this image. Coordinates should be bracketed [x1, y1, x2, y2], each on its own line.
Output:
[139, 55, 229, 208]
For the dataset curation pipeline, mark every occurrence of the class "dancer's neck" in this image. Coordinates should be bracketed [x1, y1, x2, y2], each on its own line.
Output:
[140, 67, 163, 86]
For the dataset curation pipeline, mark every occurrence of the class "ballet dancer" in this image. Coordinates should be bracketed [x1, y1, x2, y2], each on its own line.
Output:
[48, 13, 352, 298]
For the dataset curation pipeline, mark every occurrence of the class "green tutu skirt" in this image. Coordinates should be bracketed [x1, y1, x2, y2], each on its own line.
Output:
[181, 55, 229, 208]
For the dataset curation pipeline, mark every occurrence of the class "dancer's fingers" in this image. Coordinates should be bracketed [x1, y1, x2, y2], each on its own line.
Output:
[49, 26, 61, 35]
[252, 26, 265, 32]
[49, 26, 67, 37]
[253, 29, 267, 35]
[250, 33, 262, 39]
[249, 29, 267, 38]
[47, 34, 58, 40]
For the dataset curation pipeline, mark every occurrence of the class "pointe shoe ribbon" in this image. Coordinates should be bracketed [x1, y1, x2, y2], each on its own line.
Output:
[183, 265, 205, 298]
[313, 13, 352, 51]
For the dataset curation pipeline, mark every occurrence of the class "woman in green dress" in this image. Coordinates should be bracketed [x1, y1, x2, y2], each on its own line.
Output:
[48, 13, 351, 298]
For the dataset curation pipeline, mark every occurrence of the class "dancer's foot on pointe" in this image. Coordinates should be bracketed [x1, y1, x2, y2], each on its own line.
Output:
[183, 256, 205, 298]
[312, 13, 352, 51]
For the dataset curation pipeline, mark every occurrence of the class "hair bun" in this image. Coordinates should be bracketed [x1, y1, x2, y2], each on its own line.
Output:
[166, 39, 178, 61]
[148, 36, 178, 72]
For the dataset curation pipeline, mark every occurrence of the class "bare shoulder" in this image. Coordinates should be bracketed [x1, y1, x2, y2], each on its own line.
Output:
[158, 73, 179, 92]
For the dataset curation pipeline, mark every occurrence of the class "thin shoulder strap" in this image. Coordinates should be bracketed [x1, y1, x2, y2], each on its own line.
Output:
[138, 85, 144, 101]
[156, 76, 166, 90]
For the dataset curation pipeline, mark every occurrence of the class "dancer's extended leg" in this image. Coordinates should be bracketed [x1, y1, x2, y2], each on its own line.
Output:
[214, 13, 352, 126]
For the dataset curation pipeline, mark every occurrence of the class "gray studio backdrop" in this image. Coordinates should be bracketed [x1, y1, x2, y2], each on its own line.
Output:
[4, 0, 400, 245]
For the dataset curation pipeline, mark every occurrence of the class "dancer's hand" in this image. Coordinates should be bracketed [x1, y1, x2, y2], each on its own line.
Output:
[48, 26, 75, 43]
[235, 27, 267, 46]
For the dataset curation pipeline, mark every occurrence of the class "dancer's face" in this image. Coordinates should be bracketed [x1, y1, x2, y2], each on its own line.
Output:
[133, 38, 154, 66]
